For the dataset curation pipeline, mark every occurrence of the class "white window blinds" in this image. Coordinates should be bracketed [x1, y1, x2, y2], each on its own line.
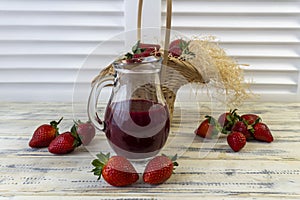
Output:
[0, 0, 124, 101]
[162, 0, 300, 102]
[0, 0, 299, 102]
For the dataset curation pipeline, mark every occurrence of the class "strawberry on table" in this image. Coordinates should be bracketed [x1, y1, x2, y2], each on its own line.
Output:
[241, 114, 261, 125]
[48, 128, 82, 154]
[29, 117, 63, 148]
[252, 122, 274, 143]
[91, 152, 139, 187]
[231, 121, 253, 141]
[195, 116, 220, 139]
[73, 120, 95, 145]
[218, 109, 239, 134]
[143, 154, 178, 185]
[227, 131, 247, 152]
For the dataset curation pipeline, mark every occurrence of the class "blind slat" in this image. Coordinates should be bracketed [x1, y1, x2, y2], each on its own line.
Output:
[0, 11, 124, 26]
[0, 26, 124, 41]
[0, 55, 117, 69]
[162, 0, 300, 13]
[0, 69, 99, 83]
[0, 0, 123, 12]
[0, 41, 124, 56]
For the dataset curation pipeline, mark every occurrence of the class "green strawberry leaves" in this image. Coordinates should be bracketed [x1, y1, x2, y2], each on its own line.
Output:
[91, 152, 110, 180]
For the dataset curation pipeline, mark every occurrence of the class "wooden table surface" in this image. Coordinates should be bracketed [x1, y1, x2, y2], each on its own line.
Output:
[1, 101, 300, 199]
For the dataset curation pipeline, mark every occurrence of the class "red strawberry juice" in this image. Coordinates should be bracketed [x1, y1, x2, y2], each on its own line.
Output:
[104, 99, 170, 159]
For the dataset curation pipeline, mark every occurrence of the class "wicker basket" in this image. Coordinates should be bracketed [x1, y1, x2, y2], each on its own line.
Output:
[92, 0, 209, 119]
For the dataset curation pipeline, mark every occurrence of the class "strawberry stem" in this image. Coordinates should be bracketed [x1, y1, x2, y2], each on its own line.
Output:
[50, 117, 63, 127]
[220, 109, 240, 134]
[91, 152, 110, 180]
[70, 124, 82, 147]
[253, 117, 262, 126]
[132, 40, 141, 54]
[50, 117, 63, 136]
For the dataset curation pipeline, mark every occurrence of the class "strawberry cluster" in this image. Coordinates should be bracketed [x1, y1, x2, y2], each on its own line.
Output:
[91, 153, 178, 187]
[29, 118, 95, 154]
[195, 110, 274, 152]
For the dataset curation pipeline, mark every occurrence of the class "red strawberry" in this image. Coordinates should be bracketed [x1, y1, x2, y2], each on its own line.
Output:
[143, 47, 156, 54]
[218, 109, 239, 134]
[29, 117, 63, 148]
[133, 51, 151, 59]
[169, 39, 188, 57]
[227, 131, 246, 152]
[252, 122, 274, 143]
[195, 116, 220, 139]
[124, 41, 161, 63]
[231, 121, 253, 140]
[134, 44, 160, 59]
[143, 154, 178, 185]
[241, 114, 261, 125]
[74, 121, 96, 145]
[91, 152, 139, 187]
[126, 58, 142, 64]
[169, 46, 182, 57]
[48, 130, 82, 154]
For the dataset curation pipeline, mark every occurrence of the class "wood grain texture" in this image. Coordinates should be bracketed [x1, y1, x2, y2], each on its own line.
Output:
[0, 101, 300, 199]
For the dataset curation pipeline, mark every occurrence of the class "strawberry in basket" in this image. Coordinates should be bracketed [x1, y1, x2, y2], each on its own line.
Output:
[124, 41, 161, 63]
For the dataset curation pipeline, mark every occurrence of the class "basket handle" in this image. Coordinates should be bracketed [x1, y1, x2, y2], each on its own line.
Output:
[137, 0, 172, 65]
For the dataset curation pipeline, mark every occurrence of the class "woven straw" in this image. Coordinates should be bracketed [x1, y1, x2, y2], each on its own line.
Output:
[92, 0, 208, 119]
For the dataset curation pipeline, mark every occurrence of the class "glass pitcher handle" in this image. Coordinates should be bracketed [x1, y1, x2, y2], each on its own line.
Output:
[87, 75, 114, 131]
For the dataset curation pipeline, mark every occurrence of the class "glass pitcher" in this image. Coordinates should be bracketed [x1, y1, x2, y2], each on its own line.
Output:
[88, 56, 170, 160]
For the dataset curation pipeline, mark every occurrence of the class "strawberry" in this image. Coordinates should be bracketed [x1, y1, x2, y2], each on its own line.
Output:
[231, 121, 253, 141]
[195, 116, 220, 138]
[48, 128, 82, 154]
[143, 154, 178, 185]
[73, 121, 96, 145]
[29, 117, 63, 148]
[124, 41, 161, 63]
[227, 131, 246, 152]
[169, 39, 188, 57]
[169, 46, 182, 57]
[133, 51, 151, 59]
[218, 109, 240, 134]
[252, 122, 274, 143]
[241, 114, 261, 125]
[91, 152, 139, 187]
[126, 58, 142, 63]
